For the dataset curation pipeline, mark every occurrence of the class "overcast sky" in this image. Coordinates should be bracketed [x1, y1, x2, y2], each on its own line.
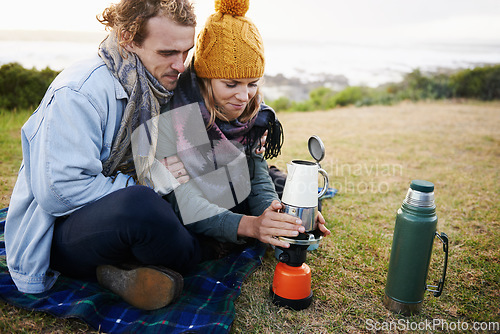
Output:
[2, 0, 500, 44]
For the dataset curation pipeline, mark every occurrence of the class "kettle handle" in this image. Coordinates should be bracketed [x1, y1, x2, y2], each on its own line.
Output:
[426, 231, 449, 297]
[317, 168, 329, 199]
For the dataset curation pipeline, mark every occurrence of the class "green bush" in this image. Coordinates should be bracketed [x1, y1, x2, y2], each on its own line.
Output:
[267, 64, 500, 112]
[330, 86, 365, 106]
[450, 65, 500, 100]
[2, 63, 499, 113]
[395, 69, 453, 101]
[290, 100, 313, 112]
[309, 87, 336, 109]
[0, 62, 59, 110]
[268, 96, 292, 112]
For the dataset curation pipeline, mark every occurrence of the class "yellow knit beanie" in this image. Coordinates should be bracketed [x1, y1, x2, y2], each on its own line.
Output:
[194, 0, 265, 79]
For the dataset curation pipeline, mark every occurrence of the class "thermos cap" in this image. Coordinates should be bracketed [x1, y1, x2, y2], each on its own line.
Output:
[405, 180, 435, 208]
[410, 180, 434, 193]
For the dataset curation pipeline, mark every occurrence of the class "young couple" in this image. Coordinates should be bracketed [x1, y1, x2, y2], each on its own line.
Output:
[5, 0, 329, 310]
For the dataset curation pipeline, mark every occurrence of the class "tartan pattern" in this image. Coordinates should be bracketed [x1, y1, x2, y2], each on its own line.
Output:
[0, 207, 266, 333]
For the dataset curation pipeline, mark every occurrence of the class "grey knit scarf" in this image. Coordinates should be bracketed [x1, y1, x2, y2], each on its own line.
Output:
[98, 34, 173, 182]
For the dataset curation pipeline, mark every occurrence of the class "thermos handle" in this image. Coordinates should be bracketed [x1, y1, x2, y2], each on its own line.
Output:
[317, 168, 329, 199]
[426, 231, 449, 297]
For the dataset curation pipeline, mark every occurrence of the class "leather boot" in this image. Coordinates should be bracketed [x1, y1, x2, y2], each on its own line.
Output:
[96, 264, 183, 310]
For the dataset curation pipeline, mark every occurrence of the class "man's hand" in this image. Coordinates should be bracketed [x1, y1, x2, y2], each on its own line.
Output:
[161, 155, 189, 184]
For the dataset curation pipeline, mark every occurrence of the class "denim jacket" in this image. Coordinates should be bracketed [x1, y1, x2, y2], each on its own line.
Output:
[5, 56, 279, 294]
[5, 56, 135, 293]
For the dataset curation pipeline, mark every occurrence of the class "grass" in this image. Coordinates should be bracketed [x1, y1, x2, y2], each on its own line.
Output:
[0, 109, 30, 206]
[1, 100, 499, 333]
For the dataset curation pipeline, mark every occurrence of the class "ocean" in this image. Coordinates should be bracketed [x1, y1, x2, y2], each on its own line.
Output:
[1, 32, 499, 92]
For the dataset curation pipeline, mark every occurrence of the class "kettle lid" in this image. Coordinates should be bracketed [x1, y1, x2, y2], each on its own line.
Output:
[308, 135, 325, 163]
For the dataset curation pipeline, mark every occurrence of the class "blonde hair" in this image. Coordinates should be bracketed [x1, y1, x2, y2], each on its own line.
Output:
[197, 76, 263, 128]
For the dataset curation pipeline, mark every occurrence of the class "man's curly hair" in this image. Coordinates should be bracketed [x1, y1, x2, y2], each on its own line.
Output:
[98, 0, 196, 48]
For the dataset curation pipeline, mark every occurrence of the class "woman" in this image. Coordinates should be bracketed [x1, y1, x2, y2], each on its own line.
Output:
[156, 0, 330, 253]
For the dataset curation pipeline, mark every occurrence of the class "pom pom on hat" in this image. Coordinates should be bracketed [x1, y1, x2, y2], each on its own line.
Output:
[215, 0, 249, 16]
[194, 0, 265, 79]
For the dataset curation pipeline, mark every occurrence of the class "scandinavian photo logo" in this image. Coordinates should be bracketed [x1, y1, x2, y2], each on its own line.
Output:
[321, 158, 403, 194]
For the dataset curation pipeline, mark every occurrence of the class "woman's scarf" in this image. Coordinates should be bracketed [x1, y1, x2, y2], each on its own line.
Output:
[98, 34, 173, 183]
[167, 64, 283, 208]
[171, 63, 283, 159]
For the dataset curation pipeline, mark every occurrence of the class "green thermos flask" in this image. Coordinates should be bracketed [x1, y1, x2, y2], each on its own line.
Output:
[383, 180, 449, 315]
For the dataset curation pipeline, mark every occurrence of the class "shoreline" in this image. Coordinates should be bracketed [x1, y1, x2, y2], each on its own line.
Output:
[1, 29, 499, 100]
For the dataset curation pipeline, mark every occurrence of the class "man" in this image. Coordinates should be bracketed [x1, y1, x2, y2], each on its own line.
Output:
[5, 0, 197, 310]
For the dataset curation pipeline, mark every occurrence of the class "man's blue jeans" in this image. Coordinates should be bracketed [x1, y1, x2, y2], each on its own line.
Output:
[50, 186, 202, 279]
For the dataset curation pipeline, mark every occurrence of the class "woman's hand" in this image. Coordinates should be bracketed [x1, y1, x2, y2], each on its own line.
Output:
[161, 155, 189, 184]
[254, 130, 268, 155]
[238, 200, 306, 248]
[316, 211, 331, 236]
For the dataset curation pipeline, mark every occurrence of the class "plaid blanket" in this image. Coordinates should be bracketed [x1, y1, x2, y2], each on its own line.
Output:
[0, 207, 266, 333]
